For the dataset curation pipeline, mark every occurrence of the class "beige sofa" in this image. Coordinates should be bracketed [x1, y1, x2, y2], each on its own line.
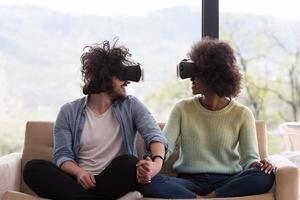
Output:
[0, 121, 298, 200]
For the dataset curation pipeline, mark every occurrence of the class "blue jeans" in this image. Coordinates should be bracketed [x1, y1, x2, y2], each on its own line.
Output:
[139, 167, 275, 199]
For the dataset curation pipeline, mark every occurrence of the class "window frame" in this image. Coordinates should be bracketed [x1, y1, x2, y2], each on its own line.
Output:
[202, 0, 219, 38]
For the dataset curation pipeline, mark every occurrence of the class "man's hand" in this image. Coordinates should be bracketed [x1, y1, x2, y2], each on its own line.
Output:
[76, 169, 96, 189]
[136, 156, 163, 184]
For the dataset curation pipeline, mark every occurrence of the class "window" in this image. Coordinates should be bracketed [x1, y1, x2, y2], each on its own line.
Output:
[220, 0, 300, 155]
[0, 0, 202, 155]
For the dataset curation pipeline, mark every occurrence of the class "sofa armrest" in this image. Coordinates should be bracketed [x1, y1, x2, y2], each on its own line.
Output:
[0, 153, 22, 199]
[268, 155, 299, 200]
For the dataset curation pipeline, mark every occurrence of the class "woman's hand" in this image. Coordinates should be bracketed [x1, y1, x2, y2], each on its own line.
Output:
[136, 156, 163, 184]
[251, 159, 277, 174]
[76, 169, 96, 189]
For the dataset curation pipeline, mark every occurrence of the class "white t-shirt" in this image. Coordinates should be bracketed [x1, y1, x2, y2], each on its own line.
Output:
[78, 106, 124, 175]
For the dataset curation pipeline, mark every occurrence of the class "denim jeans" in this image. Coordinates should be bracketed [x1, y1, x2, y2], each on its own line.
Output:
[139, 167, 275, 199]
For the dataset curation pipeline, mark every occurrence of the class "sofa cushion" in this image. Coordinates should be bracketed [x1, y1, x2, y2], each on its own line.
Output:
[0, 153, 22, 198]
[141, 193, 274, 200]
[3, 190, 274, 200]
[2, 191, 48, 200]
[2, 190, 142, 200]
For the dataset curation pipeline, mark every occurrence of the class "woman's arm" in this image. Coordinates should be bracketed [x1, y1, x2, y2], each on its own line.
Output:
[239, 109, 260, 169]
[162, 103, 182, 159]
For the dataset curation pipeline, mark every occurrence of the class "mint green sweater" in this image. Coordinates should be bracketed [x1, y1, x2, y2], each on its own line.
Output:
[163, 97, 260, 174]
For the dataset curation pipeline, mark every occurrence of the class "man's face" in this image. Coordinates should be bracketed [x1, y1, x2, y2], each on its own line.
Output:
[110, 76, 130, 100]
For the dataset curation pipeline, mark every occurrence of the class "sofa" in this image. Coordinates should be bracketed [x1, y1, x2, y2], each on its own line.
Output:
[0, 120, 299, 200]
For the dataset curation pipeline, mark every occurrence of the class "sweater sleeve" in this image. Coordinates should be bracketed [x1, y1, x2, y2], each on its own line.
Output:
[162, 102, 182, 159]
[239, 108, 260, 169]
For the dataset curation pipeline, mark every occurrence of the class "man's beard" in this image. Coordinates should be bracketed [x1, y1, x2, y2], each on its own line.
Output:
[110, 81, 130, 101]
[110, 89, 127, 101]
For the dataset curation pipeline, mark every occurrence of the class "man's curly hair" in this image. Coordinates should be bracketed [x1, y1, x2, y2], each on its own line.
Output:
[80, 38, 134, 95]
[188, 36, 242, 98]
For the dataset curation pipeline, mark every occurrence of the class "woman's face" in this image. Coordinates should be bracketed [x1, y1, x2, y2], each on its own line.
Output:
[191, 77, 208, 95]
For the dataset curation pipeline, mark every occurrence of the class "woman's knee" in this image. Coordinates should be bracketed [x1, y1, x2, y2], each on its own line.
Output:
[250, 168, 275, 193]
[138, 175, 170, 196]
[258, 172, 275, 192]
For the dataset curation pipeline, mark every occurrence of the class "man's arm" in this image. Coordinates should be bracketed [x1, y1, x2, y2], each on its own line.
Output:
[150, 142, 165, 164]
[53, 104, 95, 189]
[130, 97, 168, 183]
[136, 142, 165, 183]
[53, 104, 76, 167]
[131, 97, 169, 155]
[136, 102, 183, 183]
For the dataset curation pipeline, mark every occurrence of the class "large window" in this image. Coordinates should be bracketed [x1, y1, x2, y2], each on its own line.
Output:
[220, 0, 300, 155]
[0, 0, 202, 155]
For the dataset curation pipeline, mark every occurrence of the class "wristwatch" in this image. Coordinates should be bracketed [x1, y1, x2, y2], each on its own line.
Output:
[151, 155, 165, 162]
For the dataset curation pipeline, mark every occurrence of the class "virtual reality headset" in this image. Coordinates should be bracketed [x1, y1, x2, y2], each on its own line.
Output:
[177, 59, 199, 79]
[119, 64, 144, 82]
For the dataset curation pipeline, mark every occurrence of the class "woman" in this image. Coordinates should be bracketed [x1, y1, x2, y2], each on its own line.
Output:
[139, 37, 275, 199]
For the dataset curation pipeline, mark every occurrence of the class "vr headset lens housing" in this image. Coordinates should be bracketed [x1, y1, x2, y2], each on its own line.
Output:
[119, 64, 144, 82]
[177, 59, 199, 79]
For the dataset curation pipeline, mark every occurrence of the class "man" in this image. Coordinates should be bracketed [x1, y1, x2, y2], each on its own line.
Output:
[23, 39, 167, 200]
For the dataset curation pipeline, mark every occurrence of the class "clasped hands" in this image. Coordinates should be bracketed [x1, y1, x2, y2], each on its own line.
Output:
[136, 156, 163, 184]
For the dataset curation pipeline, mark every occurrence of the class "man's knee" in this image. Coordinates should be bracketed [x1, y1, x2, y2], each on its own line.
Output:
[113, 154, 138, 166]
[23, 160, 52, 182]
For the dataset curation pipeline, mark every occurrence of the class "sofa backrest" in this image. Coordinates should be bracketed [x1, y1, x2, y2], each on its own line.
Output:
[20, 120, 267, 194]
[21, 122, 53, 195]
